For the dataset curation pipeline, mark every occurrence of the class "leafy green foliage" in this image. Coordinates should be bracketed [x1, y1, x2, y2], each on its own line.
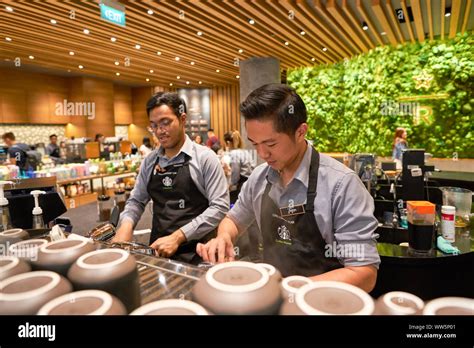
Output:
[288, 33, 474, 157]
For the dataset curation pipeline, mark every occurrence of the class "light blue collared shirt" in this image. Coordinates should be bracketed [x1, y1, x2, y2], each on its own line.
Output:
[119, 135, 230, 241]
[228, 142, 381, 269]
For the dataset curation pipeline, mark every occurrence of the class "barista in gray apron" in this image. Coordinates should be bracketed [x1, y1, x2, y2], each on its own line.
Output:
[260, 147, 343, 277]
[147, 155, 212, 264]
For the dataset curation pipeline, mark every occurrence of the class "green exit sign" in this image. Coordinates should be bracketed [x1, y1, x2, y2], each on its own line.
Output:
[100, 2, 126, 27]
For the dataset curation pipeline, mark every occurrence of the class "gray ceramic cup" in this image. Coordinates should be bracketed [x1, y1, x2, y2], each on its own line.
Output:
[0, 256, 31, 281]
[37, 289, 127, 315]
[34, 239, 96, 276]
[423, 297, 474, 315]
[67, 248, 141, 313]
[192, 261, 282, 315]
[374, 291, 424, 315]
[130, 299, 209, 315]
[8, 239, 48, 263]
[0, 229, 29, 250]
[0, 270, 72, 315]
[280, 281, 375, 315]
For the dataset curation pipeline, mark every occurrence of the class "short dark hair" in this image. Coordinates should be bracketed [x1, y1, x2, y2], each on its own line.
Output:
[240, 83, 307, 137]
[95, 133, 103, 142]
[208, 128, 214, 132]
[2, 132, 15, 141]
[50, 134, 57, 139]
[146, 92, 187, 118]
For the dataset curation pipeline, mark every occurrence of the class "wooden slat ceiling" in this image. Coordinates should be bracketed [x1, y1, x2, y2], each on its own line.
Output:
[0, 0, 472, 88]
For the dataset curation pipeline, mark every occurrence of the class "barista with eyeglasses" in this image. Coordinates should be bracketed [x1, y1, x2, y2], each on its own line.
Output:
[113, 92, 229, 264]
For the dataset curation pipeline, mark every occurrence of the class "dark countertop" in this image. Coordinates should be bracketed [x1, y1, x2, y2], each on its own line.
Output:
[377, 227, 473, 260]
[59, 201, 153, 236]
[430, 171, 474, 182]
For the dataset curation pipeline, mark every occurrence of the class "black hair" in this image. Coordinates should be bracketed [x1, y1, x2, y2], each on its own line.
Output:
[239, 83, 307, 137]
[208, 128, 214, 132]
[94, 134, 103, 142]
[146, 92, 187, 118]
[49, 134, 57, 139]
[142, 137, 152, 148]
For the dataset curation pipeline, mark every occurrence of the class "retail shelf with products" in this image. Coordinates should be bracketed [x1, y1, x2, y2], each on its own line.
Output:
[58, 171, 137, 208]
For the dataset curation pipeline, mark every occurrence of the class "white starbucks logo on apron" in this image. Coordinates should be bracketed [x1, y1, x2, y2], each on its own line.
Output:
[277, 225, 291, 241]
[162, 176, 173, 187]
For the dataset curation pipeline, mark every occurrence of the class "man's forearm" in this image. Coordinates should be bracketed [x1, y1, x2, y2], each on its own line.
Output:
[218, 216, 240, 242]
[309, 265, 378, 292]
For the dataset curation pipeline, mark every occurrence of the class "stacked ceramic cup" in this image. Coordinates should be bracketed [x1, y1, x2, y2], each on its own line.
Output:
[280, 280, 375, 315]
[191, 261, 283, 314]
[0, 234, 138, 315]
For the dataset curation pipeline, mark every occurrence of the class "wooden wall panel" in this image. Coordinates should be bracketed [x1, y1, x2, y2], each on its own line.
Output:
[129, 86, 154, 148]
[49, 91, 70, 124]
[27, 91, 50, 124]
[83, 78, 115, 138]
[1, 88, 28, 123]
[114, 85, 133, 125]
[210, 84, 240, 144]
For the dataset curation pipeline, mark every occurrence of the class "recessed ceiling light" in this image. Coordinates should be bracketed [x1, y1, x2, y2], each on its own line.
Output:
[29, 55, 34, 59]
[284, 41, 289, 46]
[67, 69, 71, 72]
[5, 6, 13, 12]
[110, 37, 117, 42]
[362, 22, 368, 31]
[236, 75, 240, 79]
[5, 37, 12, 41]
[169, 83, 173, 86]
[115, 72, 120, 76]
[147, 9, 154, 15]
[175, 57, 180, 61]
[50, 19, 57, 25]
[146, 78, 150, 82]
[69, 51, 75, 56]
[190, 61, 195, 65]
[380, 31, 386, 36]
[300, 30, 305, 35]
[135, 44, 141, 49]
[149, 69, 154, 73]
[176, 76, 180, 79]
[197, 31, 203, 36]
[83, 29, 90, 34]
[157, 51, 161, 55]
[186, 81, 190, 85]
[199, 81, 202, 84]
[248, 19, 255, 25]
[311, 57, 316, 62]
[216, 69, 220, 72]
[78, 65, 84, 69]
[238, 49, 243, 54]
[114, 61, 119, 66]
[322, 47, 328, 51]
[445, 11, 451, 17]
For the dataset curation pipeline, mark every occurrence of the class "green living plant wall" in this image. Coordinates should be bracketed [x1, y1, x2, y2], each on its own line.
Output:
[288, 33, 474, 158]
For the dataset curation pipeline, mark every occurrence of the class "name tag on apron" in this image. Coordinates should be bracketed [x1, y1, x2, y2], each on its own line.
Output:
[279, 204, 305, 217]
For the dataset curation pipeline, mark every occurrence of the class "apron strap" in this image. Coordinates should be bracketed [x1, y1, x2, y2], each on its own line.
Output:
[305, 148, 320, 212]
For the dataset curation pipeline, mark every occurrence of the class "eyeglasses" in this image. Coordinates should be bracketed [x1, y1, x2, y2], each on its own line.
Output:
[149, 118, 174, 131]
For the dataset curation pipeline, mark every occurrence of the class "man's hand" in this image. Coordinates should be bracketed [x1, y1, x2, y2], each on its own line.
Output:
[150, 229, 186, 258]
[196, 231, 235, 264]
[111, 221, 134, 243]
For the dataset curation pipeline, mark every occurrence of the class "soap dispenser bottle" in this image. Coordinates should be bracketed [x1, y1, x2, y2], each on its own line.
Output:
[31, 190, 46, 229]
[0, 181, 14, 231]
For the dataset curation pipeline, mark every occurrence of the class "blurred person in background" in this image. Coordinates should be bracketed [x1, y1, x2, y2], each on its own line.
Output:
[223, 130, 255, 204]
[392, 127, 408, 169]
